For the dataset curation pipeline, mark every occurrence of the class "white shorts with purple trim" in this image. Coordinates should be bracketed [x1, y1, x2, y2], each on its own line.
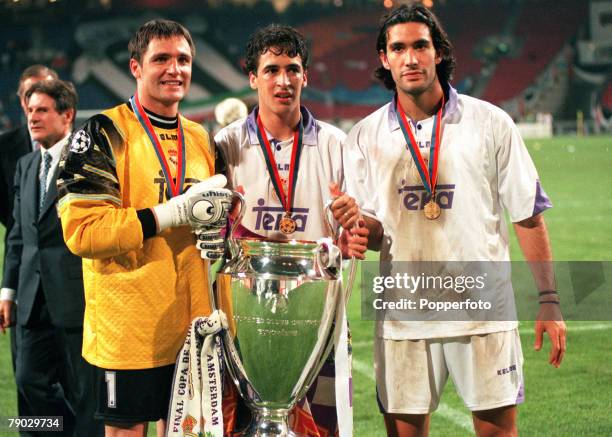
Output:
[375, 328, 524, 414]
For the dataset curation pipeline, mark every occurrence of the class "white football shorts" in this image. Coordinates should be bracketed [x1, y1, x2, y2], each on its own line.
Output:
[375, 328, 524, 414]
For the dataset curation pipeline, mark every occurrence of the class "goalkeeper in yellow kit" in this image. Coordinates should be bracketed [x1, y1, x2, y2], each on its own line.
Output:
[57, 19, 231, 437]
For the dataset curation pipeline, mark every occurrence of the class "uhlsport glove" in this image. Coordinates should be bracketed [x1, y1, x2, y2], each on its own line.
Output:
[152, 174, 232, 232]
[195, 225, 226, 260]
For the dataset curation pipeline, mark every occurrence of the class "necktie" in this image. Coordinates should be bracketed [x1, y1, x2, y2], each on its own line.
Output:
[39, 151, 52, 212]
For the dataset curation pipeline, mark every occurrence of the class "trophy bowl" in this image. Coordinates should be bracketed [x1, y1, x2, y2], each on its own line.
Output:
[215, 237, 342, 436]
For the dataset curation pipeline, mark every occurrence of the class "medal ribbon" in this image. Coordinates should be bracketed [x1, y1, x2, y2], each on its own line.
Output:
[396, 94, 444, 195]
[130, 94, 186, 198]
[256, 112, 304, 216]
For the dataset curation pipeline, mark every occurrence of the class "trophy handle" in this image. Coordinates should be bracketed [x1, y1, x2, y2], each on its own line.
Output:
[344, 251, 358, 304]
[316, 238, 342, 280]
[323, 200, 358, 305]
[323, 199, 338, 241]
[227, 190, 246, 259]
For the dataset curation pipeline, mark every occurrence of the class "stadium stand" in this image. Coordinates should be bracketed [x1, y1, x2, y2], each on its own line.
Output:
[481, 0, 587, 105]
[0, 0, 592, 127]
[436, 1, 507, 87]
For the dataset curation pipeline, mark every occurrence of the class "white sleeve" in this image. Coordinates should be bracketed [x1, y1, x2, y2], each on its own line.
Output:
[494, 110, 552, 222]
[330, 127, 346, 194]
[0, 287, 16, 302]
[342, 124, 379, 221]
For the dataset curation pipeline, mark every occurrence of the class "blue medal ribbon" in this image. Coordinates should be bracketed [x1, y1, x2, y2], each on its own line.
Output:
[255, 111, 304, 216]
[396, 95, 444, 196]
[130, 94, 186, 198]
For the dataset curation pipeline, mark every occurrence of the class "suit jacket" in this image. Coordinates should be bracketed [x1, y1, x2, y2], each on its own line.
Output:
[0, 125, 32, 233]
[1, 150, 85, 327]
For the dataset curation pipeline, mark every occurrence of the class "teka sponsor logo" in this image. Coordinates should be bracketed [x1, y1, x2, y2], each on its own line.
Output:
[253, 198, 309, 232]
[154, 171, 200, 202]
[398, 182, 456, 211]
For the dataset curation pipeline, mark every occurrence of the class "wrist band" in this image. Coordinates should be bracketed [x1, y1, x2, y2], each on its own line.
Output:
[538, 290, 558, 296]
[539, 300, 560, 305]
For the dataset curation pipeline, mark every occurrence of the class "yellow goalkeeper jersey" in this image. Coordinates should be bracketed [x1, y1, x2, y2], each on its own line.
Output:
[58, 102, 214, 369]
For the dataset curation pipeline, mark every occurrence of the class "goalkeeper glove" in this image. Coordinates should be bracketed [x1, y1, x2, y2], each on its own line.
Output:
[152, 174, 232, 232]
[195, 226, 226, 260]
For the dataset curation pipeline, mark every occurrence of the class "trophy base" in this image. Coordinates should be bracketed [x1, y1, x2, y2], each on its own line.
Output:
[243, 407, 302, 437]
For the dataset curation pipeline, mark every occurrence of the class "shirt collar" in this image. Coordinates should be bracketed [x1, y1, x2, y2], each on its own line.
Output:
[387, 84, 459, 132]
[40, 133, 70, 164]
[127, 98, 179, 129]
[245, 105, 318, 147]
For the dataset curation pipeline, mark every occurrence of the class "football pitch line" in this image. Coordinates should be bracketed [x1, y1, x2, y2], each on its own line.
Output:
[351, 358, 474, 432]
[351, 323, 612, 432]
[351, 322, 612, 349]
[518, 322, 612, 334]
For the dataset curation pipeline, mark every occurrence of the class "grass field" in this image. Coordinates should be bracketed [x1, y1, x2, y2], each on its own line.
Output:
[1, 135, 611, 436]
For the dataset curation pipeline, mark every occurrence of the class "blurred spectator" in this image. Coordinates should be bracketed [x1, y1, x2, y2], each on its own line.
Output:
[214, 97, 248, 128]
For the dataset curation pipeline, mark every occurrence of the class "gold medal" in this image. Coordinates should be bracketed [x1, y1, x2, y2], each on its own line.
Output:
[396, 94, 445, 220]
[279, 214, 297, 234]
[256, 113, 304, 236]
[423, 198, 441, 220]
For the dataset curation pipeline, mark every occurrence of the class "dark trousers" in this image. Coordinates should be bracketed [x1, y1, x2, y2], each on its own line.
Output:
[10, 305, 36, 437]
[15, 290, 103, 437]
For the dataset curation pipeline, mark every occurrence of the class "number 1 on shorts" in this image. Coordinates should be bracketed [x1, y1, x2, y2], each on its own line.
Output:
[105, 371, 117, 408]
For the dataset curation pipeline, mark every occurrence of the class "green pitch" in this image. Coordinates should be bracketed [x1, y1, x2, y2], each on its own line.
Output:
[0, 136, 611, 435]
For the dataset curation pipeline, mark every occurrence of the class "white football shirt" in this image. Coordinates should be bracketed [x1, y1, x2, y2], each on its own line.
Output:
[344, 87, 552, 339]
[215, 106, 346, 242]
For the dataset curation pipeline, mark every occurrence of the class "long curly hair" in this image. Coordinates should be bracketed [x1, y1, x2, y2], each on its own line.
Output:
[374, 4, 456, 90]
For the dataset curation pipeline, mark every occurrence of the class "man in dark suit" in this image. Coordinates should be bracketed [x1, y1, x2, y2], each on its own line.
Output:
[0, 79, 102, 436]
[0, 65, 58, 243]
[0, 65, 58, 435]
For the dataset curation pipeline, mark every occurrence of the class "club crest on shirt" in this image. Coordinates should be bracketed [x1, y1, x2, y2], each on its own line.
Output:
[168, 148, 178, 167]
[69, 129, 91, 153]
[272, 177, 289, 201]
[411, 157, 429, 183]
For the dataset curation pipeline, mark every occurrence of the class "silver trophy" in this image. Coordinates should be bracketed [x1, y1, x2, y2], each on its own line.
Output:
[214, 194, 349, 436]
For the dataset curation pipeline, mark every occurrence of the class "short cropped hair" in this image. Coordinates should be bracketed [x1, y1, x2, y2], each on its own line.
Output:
[25, 79, 78, 117]
[18, 65, 58, 97]
[245, 24, 310, 74]
[374, 4, 456, 90]
[128, 19, 195, 63]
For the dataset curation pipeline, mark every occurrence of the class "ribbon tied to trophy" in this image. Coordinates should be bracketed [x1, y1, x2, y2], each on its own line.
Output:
[167, 311, 227, 437]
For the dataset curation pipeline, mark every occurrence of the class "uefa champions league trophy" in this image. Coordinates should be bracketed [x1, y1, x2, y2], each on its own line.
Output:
[214, 194, 348, 436]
